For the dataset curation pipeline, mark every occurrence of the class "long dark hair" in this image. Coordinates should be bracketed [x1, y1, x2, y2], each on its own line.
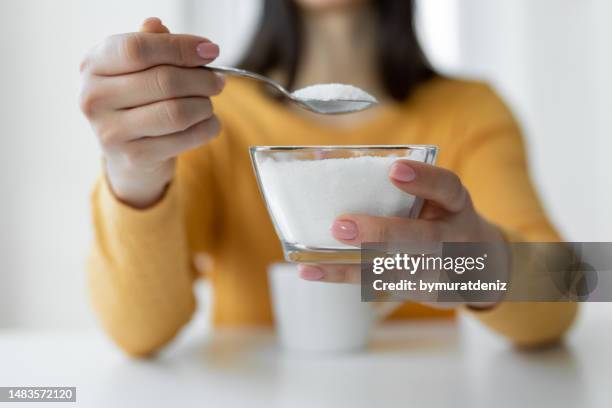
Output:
[239, 0, 435, 102]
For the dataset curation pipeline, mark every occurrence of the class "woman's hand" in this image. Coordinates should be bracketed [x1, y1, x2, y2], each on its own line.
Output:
[298, 159, 509, 308]
[80, 18, 224, 208]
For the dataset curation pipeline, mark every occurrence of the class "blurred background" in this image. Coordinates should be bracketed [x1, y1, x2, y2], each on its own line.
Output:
[0, 0, 610, 330]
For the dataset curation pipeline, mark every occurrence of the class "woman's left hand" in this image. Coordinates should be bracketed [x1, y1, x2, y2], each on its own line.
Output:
[298, 159, 508, 296]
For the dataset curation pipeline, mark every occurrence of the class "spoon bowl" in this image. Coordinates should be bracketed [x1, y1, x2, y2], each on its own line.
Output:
[205, 65, 377, 115]
[296, 98, 376, 114]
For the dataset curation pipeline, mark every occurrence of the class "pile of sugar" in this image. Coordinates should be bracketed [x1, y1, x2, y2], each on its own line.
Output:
[292, 84, 377, 102]
[258, 156, 419, 248]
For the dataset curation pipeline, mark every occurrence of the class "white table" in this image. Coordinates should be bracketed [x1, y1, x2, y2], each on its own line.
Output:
[1, 311, 610, 408]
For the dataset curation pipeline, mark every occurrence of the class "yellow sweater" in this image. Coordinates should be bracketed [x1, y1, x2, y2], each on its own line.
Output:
[88, 77, 577, 356]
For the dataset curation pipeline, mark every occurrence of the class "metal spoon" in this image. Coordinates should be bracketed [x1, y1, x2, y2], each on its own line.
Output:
[205, 65, 377, 115]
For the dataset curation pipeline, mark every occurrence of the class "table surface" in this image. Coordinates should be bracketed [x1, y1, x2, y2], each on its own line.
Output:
[0, 310, 610, 408]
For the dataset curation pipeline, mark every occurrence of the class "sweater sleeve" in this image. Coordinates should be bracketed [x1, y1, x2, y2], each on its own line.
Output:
[88, 145, 221, 356]
[455, 84, 578, 348]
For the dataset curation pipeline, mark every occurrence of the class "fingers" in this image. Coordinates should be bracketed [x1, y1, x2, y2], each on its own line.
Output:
[331, 215, 442, 246]
[388, 160, 470, 213]
[100, 97, 213, 145]
[117, 117, 220, 166]
[299, 263, 459, 310]
[94, 65, 223, 109]
[83, 32, 219, 76]
[298, 264, 360, 284]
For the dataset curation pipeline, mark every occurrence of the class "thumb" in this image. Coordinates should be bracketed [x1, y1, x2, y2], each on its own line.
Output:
[140, 17, 170, 34]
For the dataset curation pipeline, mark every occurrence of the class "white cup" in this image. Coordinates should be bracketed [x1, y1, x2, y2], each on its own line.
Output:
[268, 263, 398, 353]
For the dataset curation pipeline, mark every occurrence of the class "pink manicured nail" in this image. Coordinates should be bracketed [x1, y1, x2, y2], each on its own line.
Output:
[390, 162, 417, 183]
[197, 42, 219, 59]
[299, 266, 325, 281]
[332, 220, 358, 240]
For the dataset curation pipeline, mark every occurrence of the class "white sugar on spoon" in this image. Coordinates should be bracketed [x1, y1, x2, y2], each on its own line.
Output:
[291, 83, 378, 114]
[205, 65, 378, 114]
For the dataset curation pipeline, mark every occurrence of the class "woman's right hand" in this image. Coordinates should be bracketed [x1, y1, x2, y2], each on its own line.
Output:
[80, 18, 224, 208]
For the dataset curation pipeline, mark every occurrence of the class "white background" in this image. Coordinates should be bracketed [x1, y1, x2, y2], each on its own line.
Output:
[0, 0, 610, 329]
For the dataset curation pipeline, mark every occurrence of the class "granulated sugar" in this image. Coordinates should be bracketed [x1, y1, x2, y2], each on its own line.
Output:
[258, 156, 418, 248]
[292, 84, 377, 103]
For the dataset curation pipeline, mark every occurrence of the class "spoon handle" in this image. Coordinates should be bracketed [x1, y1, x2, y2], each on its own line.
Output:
[204, 65, 289, 97]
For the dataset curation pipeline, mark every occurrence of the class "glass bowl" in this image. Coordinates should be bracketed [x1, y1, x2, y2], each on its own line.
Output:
[250, 145, 439, 264]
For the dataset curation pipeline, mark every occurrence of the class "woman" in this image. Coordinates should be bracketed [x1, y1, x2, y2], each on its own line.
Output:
[80, 0, 577, 356]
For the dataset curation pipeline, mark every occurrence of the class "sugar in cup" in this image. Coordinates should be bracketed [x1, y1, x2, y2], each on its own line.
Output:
[250, 145, 439, 264]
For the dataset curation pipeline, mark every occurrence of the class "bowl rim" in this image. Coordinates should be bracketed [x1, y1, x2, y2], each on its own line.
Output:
[249, 145, 439, 153]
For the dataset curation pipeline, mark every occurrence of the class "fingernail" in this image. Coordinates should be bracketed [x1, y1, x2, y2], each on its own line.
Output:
[390, 162, 417, 183]
[197, 42, 219, 59]
[332, 220, 358, 240]
[299, 265, 325, 281]
[216, 73, 225, 89]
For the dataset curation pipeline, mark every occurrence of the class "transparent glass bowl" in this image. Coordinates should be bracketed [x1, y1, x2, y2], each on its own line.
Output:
[250, 145, 439, 264]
